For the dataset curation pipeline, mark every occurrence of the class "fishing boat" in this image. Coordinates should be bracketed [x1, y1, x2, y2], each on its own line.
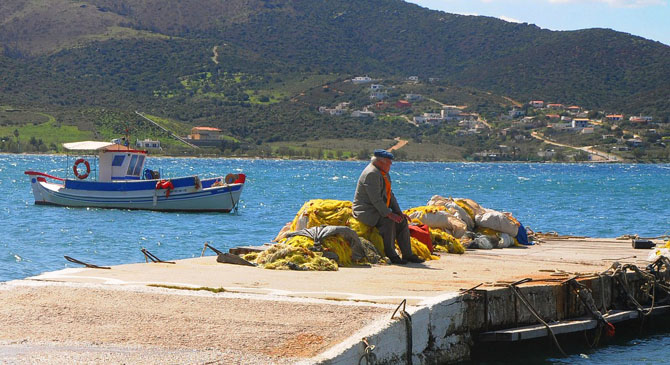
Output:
[24, 141, 245, 212]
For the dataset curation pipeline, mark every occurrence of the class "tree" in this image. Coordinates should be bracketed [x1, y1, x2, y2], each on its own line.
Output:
[13, 129, 19, 152]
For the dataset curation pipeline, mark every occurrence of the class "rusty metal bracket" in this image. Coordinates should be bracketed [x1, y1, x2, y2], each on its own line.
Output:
[64, 255, 110, 269]
[141, 248, 175, 264]
[201, 242, 224, 257]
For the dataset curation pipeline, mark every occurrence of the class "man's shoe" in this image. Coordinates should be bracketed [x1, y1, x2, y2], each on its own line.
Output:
[389, 256, 407, 265]
[405, 255, 425, 264]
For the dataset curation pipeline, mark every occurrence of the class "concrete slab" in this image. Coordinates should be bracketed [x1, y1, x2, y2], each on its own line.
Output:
[0, 237, 663, 363]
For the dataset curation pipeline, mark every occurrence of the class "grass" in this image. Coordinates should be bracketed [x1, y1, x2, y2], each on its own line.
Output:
[0, 108, 93, 147]
[268, 138, 398, 159]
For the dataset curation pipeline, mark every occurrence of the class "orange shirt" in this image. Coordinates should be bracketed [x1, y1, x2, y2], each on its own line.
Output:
[381, 171, 392, 207]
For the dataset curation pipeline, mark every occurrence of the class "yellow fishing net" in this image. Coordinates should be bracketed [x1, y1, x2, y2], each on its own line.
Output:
[430, 228, 465, 254]
[347, 216, 385, 255]
[244, 243, 338, 271]
[281, 235, 354, 267]
[454, 200, 475, 221]
[289, 199, 352, 231]
[405, 237, 440, 261]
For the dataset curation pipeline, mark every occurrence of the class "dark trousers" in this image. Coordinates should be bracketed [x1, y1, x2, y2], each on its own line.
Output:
[376, 217, 413, 259]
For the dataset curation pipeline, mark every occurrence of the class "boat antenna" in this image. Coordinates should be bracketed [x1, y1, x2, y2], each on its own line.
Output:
[124, 123, 130, 147]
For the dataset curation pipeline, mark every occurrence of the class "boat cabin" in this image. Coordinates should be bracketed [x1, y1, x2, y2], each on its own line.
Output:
[64, 141, 148, 182]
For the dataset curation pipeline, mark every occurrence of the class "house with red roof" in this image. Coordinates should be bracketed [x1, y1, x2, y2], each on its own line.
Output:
[191, 127, 222, 140]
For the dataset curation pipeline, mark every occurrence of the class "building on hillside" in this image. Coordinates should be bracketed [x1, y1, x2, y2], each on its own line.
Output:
[546, 103, 564, 109]
[405, 93, 423, 101]
[135, 139, 161, 150]
[407, 76, 419, 82]
[546, 114, 560, 120]
[509, 108, 525, 118]
[548, 122, 571, 130]
[567, 106, 581, 113]
[561, 116, 573, 122]
[606, 114, 624, 121]
[581, 127, 595, 134]
[572, 118, 591, 128]
[191, 127, 222, 140]
[414, 112, 443, 125]
[318, 106, 347, 116]
[374, 101, 389, 110]
[428, 77, 440, 83]
[395, 100, 412, 109]
[538, 149, 556, 158]
[370, 91, 388, 100]
[529, 100, 544, 108]
[370, 84, 384, 91]
[351, 110, 375, 118]
[352, 76, 373, 84]
[443, 107, 465, 120]
[629, 115, 653, 123]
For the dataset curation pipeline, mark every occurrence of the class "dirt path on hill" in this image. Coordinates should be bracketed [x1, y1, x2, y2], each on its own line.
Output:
[211, 45, 219, 64]
[503, 96, 523, 107]
[531, 131, 620, 162]
[388, 137, 408, 151]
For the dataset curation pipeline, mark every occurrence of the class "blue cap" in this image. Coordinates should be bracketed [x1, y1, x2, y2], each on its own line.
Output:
[373, 149, 394, 160]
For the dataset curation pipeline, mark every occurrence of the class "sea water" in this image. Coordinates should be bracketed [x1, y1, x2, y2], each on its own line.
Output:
[1, 154, 670, 363]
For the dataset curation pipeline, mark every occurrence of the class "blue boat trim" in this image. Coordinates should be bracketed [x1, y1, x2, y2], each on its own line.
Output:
[64, 176, 200, 191]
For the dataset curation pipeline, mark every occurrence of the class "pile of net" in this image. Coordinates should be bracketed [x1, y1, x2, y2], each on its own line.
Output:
[404, 195, 532, 250]
[244, 199, 461, 271]
[243, 197, 530, 271]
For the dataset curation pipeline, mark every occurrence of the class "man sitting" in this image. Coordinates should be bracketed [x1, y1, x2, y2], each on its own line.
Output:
[352, 149, 424, 265]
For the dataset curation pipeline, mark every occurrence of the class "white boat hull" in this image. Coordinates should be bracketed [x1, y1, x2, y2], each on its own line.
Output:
[28, 176, 243, 212]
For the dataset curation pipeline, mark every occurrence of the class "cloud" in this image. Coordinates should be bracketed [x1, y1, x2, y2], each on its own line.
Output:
[547, 0, 666, 7]
[498, 15, 523, 23]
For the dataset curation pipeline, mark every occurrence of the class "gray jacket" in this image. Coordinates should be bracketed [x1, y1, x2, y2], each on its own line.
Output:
[352, 163, 401, 227]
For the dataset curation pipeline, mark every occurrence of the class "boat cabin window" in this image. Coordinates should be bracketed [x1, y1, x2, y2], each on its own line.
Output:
[112, 155, 125, 166]
[126, 155, 138, 176]
[133, 155, 145, 176]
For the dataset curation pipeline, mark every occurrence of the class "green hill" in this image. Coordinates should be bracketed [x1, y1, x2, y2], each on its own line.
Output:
[0, 0, 669, 156]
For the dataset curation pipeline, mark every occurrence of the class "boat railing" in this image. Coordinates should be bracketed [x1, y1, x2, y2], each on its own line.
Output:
[24, 170, 65, 182]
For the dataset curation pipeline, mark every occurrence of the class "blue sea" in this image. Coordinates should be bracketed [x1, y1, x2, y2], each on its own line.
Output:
[2, 154, 670, 363]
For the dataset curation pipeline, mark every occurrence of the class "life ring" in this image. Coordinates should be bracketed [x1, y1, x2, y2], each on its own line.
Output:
[224, 173, 238, 184]
[73, 158, 90, 179]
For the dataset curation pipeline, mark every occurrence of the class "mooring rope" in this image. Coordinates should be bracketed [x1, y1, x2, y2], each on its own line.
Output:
[391, 299, 413, 365]
[508, 279, 568, 357]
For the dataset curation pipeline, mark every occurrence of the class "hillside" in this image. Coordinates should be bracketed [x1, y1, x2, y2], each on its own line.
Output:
[0, 0, 669, 160]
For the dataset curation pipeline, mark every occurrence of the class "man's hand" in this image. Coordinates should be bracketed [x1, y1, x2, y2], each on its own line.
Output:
[403, 213, 413, 223]
[387, 212, 403, 223]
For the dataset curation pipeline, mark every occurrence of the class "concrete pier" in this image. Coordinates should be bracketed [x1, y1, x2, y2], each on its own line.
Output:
[0, 237, 667, 364]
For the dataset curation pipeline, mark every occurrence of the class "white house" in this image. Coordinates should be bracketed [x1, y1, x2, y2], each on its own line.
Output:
[352, 76, 373, 84]
[407, 76, 419, 82]
[136, 139, 161, 150]
[572, 118, 590, 128]
[629, 116, 653, 123]
[414, 112, 443, 125]
[405, 93, 423, 101]
[351, 110, 375, 118]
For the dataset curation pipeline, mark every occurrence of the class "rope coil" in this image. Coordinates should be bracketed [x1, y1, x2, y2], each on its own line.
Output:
[358, 337, 377, 365]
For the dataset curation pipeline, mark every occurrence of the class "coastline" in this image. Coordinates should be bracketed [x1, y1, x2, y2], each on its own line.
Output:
[0, 151, 646, 164]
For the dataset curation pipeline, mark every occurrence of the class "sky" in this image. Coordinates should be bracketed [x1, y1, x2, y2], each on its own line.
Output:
[407, 0, 670, 46]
